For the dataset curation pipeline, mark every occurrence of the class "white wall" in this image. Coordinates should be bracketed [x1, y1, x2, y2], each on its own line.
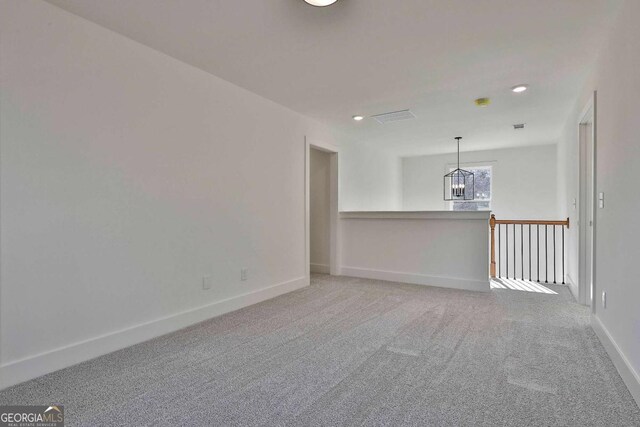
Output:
[339, 144, 402, 211]
[0, 1, 337, 388]
[310, 149, 330, 273]
[403, 145, 558, 219]
[557, 0, 640, 404]
[340, 211, 491, 292]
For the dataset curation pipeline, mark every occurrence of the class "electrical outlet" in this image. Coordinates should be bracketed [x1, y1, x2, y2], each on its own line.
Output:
[598, 192, 605, 209]
[602, 291, 607, 309]
[241, 268, 248, 281]
[202, 276, 212, 290]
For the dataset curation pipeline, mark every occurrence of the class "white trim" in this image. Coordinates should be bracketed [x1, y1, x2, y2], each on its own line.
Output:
[591, 91, 598, 315]
[340, 211, 491, 221]
[0, 276, 308, 390]
[341, 266, 491, 292]
[566, 273, 579, 303]
[305, 137, 340, 277]
[305, 137, 310, 278]
[445, 159, 498, 169]
[310, 263, 330, 274]
[307, 139, 339, 155]
[328, 147, 340, 275]
[591, 314, 640, 407]
[578, 92, 597, 309]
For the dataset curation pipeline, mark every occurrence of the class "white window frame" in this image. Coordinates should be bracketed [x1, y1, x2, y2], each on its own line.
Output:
[444, 162, 494, 211]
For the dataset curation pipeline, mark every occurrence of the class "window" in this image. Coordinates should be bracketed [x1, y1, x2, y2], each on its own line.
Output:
[449, 165, 492, 211]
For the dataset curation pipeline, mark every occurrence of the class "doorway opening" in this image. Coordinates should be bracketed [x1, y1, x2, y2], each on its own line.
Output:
[310, 147, 331, 274]
[578, 92, 596, 309]
[305, 138, 339, 278]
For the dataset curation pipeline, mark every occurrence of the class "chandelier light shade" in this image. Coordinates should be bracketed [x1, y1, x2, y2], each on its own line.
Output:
[444, 137, 475, 201]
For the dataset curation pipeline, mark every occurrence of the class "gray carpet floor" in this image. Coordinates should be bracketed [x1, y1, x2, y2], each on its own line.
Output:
[1, 274, 639, 426]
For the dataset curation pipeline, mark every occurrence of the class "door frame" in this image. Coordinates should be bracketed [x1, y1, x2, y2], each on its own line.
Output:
[305, 137, 340, 278]
[578, 91, 597, 309]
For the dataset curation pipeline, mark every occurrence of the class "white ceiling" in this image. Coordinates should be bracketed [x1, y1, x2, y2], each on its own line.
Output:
[46, 0, 622, 156]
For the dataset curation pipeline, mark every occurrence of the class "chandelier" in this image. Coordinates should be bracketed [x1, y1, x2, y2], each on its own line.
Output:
[444, 137, 474, 201]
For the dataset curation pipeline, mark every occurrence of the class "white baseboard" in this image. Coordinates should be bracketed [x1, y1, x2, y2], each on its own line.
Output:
[566, 274, 579, 302]
[341, 266, 490, 292]
[0, 276, 309, 390]
[310, 263, 330, 274]
[591, 314, 640, 407]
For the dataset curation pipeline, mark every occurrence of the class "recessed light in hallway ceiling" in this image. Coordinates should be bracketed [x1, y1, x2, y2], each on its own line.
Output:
[304, 0, 338, 7]
[512, 84, 529, 93]
[352, 115, 364, 121]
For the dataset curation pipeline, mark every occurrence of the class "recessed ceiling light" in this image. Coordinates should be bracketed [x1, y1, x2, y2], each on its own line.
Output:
[512, 84, 528, 93]
[352, 115, 364, 121]
[304, 0, 338, 6]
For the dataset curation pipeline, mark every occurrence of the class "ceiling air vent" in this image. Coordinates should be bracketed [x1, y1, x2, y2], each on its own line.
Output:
[371, 109, 416, 124]
[513, 123, 525, 129]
